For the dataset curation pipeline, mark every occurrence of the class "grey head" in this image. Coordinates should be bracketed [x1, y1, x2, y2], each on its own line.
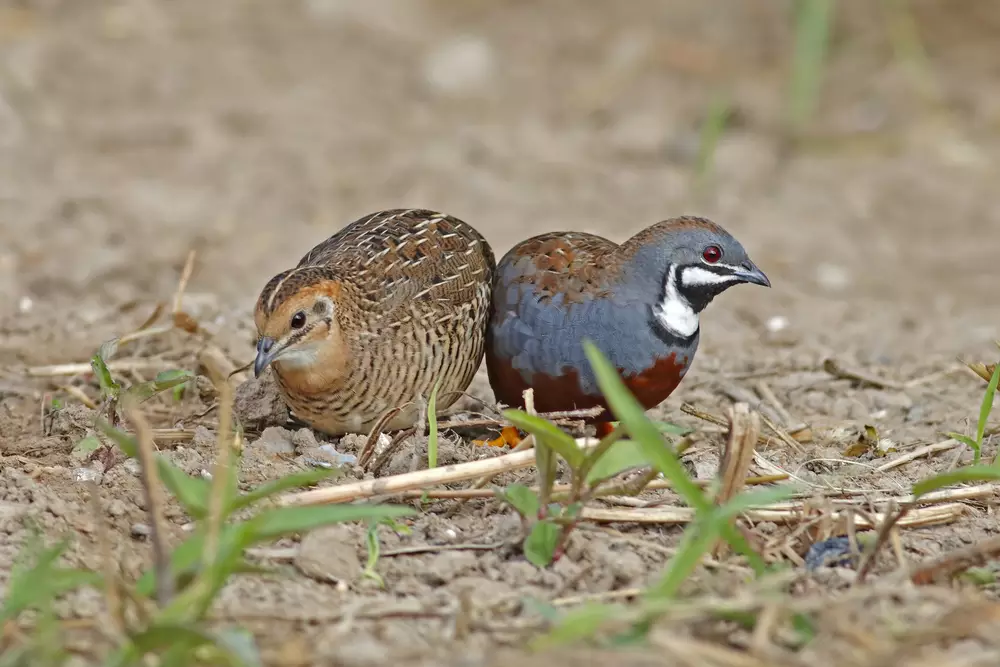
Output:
[616, 216, 770, 341]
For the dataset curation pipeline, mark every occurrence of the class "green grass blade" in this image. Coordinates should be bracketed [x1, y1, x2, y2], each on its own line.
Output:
[156, 457, 211, 519]
[502, 483, 540, 518]
[229, 468, 337, 512]
[90, 350, 120, 399]
[715, 486, 799, 520]
[532, 602, 629, 649]
[584, 439, 650, 487]
[648, 518, 719, 599]
[95, 418, 138, 457]
[124, 370, 193, 403]
[788, 0, 833, 132]
[976, 363, 999, 446]
[656, 421, 692, 436]
[913, 465, 1000, 498]
[695, 90, 732, 185]
[503, 409, 585, 468]
[581, 341, 706, 508]
[524, 520, 561, 567]
[250, 504, 415, 542]
[583, 340, 769, 575]
[945, 432, 981, 462]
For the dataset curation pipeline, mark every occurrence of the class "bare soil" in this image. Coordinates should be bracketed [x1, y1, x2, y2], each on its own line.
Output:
[2, 1, 1000, 665]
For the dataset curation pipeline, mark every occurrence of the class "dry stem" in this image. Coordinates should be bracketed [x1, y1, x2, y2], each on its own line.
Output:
[580, 502, 964, 527]
[280, 436, 600, 506]
[124, 402, 174, 606]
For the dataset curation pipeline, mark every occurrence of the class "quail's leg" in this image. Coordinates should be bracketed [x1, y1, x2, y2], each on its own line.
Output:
[473, 425, 522, 448]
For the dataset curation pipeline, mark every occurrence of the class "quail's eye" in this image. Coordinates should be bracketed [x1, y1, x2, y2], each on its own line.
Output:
[702, 245, 722, 263]
[290, 311, 307, 329]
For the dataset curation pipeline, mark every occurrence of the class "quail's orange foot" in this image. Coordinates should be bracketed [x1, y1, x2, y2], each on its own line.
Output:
[252, 209, 496, 436]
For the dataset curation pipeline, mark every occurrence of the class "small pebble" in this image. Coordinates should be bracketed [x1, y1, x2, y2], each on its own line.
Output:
[422, 35, 494, 94]
[766, 315, 789, 333]
[130, 523, 151, 539]
[72, 467, 102, 484]
[255, 426, 297, 455]
[107, 499, 127, 517]
[815, 263, 851, 291]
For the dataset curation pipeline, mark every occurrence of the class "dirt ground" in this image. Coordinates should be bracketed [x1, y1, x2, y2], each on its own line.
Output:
[2, 1, 1000, 665]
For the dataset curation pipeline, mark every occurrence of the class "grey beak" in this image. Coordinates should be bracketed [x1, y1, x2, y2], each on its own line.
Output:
[735, 261, 771, 288]
[254, 337, 278, 378]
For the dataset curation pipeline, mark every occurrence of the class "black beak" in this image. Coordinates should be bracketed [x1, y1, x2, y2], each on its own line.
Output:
[254, 337, 278, 378]
[735, 261, 771, 288]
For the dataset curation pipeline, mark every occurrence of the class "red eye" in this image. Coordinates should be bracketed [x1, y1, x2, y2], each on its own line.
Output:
[702, 245, 722, 263]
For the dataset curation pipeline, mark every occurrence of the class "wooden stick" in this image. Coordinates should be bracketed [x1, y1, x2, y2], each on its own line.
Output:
[172, 250, 197, 314]
[279, 437, 602, 506]
[26, 360, 170, 377]
[910, 534, 1000, 584]
[823, 358, 906, 390]
[385, 474, 790, 501]
[125, 403, 174, 606]
[714, 403, 759, 559]
[581, 503, 965, 527]
[876, 439, 961, 472]
[198, 345, 247, 390]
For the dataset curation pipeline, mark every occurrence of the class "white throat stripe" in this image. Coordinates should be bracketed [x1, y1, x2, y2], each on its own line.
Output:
[681, 265, 740, 287]
[654, 265, 699, 338]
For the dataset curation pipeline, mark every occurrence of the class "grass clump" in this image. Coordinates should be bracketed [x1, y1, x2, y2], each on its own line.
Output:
[499, 342, 796, 644]
[4, 347, 413, 667]
[913, 353, 1000, 497]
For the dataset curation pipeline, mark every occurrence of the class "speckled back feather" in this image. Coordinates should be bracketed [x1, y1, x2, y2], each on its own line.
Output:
[259, 208, 496, 321]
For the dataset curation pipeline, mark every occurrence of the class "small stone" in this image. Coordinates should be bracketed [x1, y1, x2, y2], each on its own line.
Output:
[423, 35, 494, 95]
[815, 263, 851, 291]
[291, 428, 319, 452]
[191, 425, 216, 449]
[107, 499, 127, 517]
[254, 427, 296, 455]
[123, 458, 142, 476]
[72, 464, 103, 485]
[130, 523, 151, 539]
[233, 373, 289, 431]
[295, 524, 361, 583]
[905, 404, 926, 423]
[766, 315, 789, 333]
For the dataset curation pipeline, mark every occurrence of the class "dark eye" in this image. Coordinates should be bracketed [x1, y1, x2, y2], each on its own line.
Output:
[290, 311, 306, 329]
[702, 245, 722, 263]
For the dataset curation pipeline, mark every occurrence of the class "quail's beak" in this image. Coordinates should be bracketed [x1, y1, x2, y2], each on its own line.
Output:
[254, 337, 279, 378]
[734, 261, 771, 288]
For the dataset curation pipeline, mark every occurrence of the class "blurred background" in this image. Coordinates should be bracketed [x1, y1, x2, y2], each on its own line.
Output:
[1, 0, 998, 367]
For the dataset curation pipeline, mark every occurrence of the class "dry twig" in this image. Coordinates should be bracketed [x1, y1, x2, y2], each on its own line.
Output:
[875, 438, 961, 472]
[124, 402, 174, 606]
[580, 502, 965, 528]
[280, 437, 601, 506]
[823, 358, 906, 390]
[714, 403, 760, 558]
[909, 534, 1000, 585]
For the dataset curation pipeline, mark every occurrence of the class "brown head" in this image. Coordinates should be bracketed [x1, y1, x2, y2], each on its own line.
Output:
[252, 265, 355, 394]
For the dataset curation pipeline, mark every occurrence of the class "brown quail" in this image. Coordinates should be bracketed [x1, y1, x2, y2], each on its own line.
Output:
[252, 209, 496, 436]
